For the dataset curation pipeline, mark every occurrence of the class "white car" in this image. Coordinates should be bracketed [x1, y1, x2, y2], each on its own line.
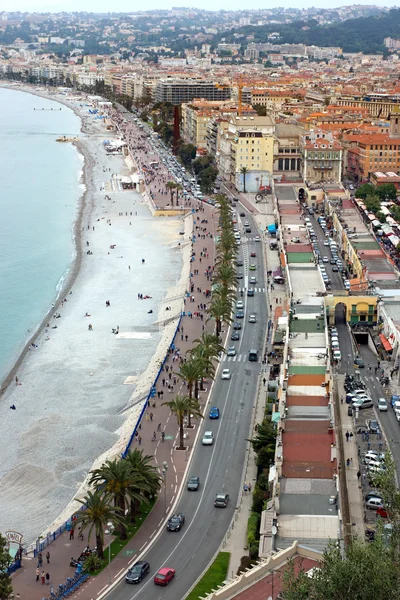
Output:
[254, 236, 261, 242]
[236, 300, 244, 309]
[202, 431, 214, 446]
[221, 369, 231, 380]
[333, 350, 341, 361]
[378, 398, 388, 412]
[249, 314, 256, 323]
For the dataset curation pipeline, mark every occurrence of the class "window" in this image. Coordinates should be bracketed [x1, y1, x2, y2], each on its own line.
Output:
[351, 305, 357, 313]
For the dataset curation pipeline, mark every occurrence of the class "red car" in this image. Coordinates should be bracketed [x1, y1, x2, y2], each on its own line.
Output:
[250, 252, 256, 257]
[376, 507, 388, 518]
[154, 567, 175, 586]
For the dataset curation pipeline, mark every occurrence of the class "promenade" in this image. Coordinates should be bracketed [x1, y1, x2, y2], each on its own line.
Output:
[12, 108, 223, 600]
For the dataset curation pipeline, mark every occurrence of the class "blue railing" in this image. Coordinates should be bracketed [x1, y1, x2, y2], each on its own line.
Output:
[121, 313, 183, 458]
[34, 312, 183, 555]
[7, 558, 21, 575]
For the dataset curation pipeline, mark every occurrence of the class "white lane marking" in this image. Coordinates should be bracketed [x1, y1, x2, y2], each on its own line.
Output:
[114, 568, 124, 579]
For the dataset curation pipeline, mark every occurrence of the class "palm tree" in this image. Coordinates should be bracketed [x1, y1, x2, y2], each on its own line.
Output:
[240, 167, 249, 193]
[166, 181, 177, 206]
[207, 293, 232, 336]
[177, 359, 202, 400]
[175, 183, 183, 205]
[123, 449, 161, 523]
[215, 263, 237, 292]
[190, 343, 216, 392]
[162, 395, 190, 449]
[184, 395, 204, 429]
[73, 490, 124, 559]
[89, 459, 134, 540]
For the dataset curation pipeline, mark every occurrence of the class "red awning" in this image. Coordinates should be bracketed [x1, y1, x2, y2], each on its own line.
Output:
[379, 333, 393, 352]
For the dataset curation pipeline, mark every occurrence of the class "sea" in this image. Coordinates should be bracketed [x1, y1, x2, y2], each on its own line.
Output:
[0, 87, 82, 385]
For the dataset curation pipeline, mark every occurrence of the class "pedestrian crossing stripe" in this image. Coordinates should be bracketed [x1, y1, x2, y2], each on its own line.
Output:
[238, 287, 265, 293]
[223, 354, 244, 362]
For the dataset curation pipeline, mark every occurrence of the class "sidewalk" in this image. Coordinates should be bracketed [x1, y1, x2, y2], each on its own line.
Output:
[12, 114, 223, 600]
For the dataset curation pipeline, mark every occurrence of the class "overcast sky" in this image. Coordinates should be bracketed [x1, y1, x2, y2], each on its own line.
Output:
[1, 0, 395, 13]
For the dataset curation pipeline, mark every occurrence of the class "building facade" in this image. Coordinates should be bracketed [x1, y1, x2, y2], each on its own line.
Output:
[301, 130, 343, 183]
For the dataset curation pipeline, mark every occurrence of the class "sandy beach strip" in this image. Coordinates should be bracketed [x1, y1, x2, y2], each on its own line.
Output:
[0, 87, 189, 545]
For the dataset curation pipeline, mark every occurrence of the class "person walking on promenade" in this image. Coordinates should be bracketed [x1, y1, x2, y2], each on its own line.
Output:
[138, 435, 142, 446]
[41, 571, 46, 584]
[69, 528, 74, 540]
[345, 431, 350, 442]
[46, 572, 50, 584]
[37, 552, 43, 567]
[36, 567, 40, 582]
[46, 551, 50, 564]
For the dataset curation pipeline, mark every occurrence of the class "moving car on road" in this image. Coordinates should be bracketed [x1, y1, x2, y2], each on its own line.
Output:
[187, 476, 200, 491]
[126, 561, 150, 584]
[154, 568, 175, 586]
[209, 407, 220, 419]
[202, 431, 214, 445]
[249, 263, 256, 270]
[214, 493, 229, 508]
[249, 314, 256, 323]
[227, 346, 236, 356]
[378, 397, 388, 411]
[167, 514, 185, 532]
[221, 369, 231, 380]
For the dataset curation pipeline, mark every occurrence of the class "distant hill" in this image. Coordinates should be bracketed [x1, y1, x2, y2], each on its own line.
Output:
[220, 8, 400, 54]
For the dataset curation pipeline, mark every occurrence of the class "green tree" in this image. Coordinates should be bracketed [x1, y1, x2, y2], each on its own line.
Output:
[364, 195, 381, 214]
[177, 143, 196, 167]
[240, 166, 249, 193]
[177, 359, 202, 400]
[162, 395, 190, 449]
[355, 183, 376, 200]
[123, 449, 161, 523]
[73, 490, 125, 559]
[376, 183, 397, 201]
[166, 181, 177, 206]
[89, 459, 134, 540]
[0, 534, 12, 600]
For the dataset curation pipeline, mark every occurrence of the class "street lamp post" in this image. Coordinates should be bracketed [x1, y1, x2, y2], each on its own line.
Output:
[105, 521, 114, 585]
[162, 461, 168, 515]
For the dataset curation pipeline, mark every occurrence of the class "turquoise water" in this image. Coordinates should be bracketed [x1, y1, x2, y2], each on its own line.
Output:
[0, 87, 82, 383]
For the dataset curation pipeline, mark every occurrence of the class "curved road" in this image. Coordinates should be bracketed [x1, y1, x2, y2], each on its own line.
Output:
[108, 208, 268, 600]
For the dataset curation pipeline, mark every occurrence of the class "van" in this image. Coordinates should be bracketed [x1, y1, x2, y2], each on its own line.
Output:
[248, 349, 258, 362]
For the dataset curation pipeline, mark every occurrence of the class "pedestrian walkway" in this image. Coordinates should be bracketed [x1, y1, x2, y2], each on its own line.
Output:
[12, 108, 225, 600]
[337, 376, 365, 541]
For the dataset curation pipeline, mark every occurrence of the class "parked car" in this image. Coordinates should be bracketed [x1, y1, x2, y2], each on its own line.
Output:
[126, 561, 150, 584]
[167, 514, 185, 532]
[353, 397, 373, 409]
[214, 493, 229, 508]
[366, 497, 384, 510]
[154, 568, 175, 586]
[202, 431, 214, 445]
[367, 419, 380, 434]
[365, 490, 383, 503]
[187, 476, 200, 491]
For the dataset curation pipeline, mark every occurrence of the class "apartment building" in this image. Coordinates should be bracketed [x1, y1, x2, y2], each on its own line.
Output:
[301, 130, 343, 183]
[154, 78, 231, 105]
[228, 115, 275, 191]
[273, 122, 304, 179]
[337, 92, 400, 118]
[345, 112, 400, 181]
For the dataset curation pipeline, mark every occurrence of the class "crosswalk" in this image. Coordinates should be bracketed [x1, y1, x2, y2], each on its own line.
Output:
[222, 354, 246, 362]
[241, 236, 260, 243]
[237, 287, 266, 293]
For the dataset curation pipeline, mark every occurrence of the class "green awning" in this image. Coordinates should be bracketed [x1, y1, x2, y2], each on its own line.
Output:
[272, 412, 281, 423]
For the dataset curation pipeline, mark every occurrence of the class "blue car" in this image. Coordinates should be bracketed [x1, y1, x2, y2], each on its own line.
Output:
[209, 407, 220, 419]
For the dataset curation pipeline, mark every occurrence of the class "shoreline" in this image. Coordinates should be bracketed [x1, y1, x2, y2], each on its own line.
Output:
[0, 83, 192, 547]
[0, 84, 91, 397]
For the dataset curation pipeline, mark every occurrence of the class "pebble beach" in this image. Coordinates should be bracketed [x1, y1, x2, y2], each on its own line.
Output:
[0, 88, 188, 544]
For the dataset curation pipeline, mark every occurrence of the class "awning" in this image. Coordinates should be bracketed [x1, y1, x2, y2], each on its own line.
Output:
[268, 224, 277, 233]
[379, 333, 393, 352]
[271, 411, 281, 423]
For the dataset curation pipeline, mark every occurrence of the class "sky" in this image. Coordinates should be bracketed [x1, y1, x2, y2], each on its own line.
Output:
[0, 0, 396, 12]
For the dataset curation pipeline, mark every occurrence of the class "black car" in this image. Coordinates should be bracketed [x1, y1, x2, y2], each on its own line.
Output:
[236, 310, 244, 319]
[233, 322, 242, 330]
[245, 227, 252, 233]
[167, 513, 185, 532]
[247, 288, 254, 297]
[367, 419, 380, 434]
[187, 476, 200, 491]
[231, 331, 240, 341]
[126, 561, 150, 584]
[236, 260, 243, 267]
[240, 212, 246, 217]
